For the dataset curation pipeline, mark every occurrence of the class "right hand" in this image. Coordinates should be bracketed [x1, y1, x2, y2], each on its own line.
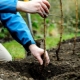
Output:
[29, 44, 50, 66]
[17, 0, 50, 18]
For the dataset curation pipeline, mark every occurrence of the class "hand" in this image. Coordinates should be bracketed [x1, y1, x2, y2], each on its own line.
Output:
[29, 44, 50, 66]
[17, 0, 50, 18]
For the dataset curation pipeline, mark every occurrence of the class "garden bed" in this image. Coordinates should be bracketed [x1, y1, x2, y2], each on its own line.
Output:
[0, 37, 80, 80]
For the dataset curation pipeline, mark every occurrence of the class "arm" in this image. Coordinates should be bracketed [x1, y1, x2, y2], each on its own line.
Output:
[0, 0, 50, 18]
[0, 12, 50, 65]
[17, 0, 50, 18]
[0, 0, 17, 13]
[0, 12, 35, 51]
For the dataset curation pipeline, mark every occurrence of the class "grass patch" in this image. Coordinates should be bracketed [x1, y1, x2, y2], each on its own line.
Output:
[46, 33, 80, 49]
[2, 40, 25, 60]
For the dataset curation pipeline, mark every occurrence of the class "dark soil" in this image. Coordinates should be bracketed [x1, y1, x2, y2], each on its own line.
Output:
[0, 37, 80, 80]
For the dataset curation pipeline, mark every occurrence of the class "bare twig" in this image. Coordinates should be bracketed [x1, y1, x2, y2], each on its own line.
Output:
[43, 18, 46, 66]
[73, 0, 78, 54]
[41, 17, 46, 69]
[56, 0, 63, 61]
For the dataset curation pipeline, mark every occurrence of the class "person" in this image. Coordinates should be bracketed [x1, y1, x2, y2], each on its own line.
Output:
[0, 0, 50, 66]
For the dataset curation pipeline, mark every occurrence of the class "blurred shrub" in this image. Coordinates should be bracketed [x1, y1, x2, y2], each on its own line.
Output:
[0, 27, 12, 40]
[1, 0, 80, 40]
[48, 0, 80, 33]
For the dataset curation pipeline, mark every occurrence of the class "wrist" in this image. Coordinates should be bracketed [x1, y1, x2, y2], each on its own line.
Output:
[17, 1, 25, 12]
[17, 1, 30, 13]
[29, 44, 37, 51]
[23, 40, 36, 52]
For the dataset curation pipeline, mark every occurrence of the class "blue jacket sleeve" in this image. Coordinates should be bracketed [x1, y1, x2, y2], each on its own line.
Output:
[0, 0, 17, 13]
[0, 12, 36, 51]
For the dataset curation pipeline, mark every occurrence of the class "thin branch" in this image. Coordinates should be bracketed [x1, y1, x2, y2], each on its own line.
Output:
[43, 18, 46, 66]
[56, 0, 63, 61]
[41, 18, 46, 69]
[73, 0, 78, 54]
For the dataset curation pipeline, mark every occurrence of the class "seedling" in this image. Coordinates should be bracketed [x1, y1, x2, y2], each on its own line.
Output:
[42, 18, 46, 68]
[73, 0, 78, 54]
[56, 0, 63, 61]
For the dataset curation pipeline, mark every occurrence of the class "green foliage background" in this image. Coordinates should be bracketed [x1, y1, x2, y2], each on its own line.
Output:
[1, 0, 80, 59]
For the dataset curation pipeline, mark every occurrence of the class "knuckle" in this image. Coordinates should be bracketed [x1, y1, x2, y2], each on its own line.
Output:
[37, 3, 41, 7]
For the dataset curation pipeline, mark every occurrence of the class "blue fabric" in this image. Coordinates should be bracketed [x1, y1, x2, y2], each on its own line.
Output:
[0, 0, 35, 47]
[0, 0, 17, 13]
[0, 12, 35, 45]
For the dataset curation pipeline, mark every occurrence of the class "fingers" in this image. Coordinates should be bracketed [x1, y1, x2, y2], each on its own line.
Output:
[40, 1, 49, 14]
[37, 0, 50, 18]
[38, 50, 50, 66]
[41, 0, 50, 18]
[38, 4, 45, 17]
[37, 55, 43, 65]
[29, 44, 50, 66]
[38, 5, 48, 18]
[40, 2, 49, 18]
[34, 50, 50, 66]
[42, 0, 50, 9]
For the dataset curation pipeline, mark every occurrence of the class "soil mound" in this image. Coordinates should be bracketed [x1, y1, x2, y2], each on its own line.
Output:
[0, 37, 80, 80]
